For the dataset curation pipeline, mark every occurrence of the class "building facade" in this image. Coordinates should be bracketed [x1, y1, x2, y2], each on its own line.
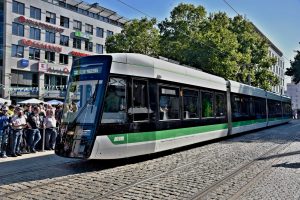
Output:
[253, 24, 285, 95]
[268, 45, 285, 94]
[286, 83, 300, 115]
[0, 0, 128, 103]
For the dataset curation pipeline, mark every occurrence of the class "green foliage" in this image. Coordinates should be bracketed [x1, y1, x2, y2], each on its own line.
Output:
[285, 51, 300, 84]
[105, 18, 160, 56]
[106, 3, 279, 91]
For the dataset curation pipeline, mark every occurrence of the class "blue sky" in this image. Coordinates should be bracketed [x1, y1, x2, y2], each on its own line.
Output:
[86, 0, 300, 84]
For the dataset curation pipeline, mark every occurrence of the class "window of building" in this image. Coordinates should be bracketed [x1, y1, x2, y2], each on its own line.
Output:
[11, 70, 38, 87]
[73, 38, 81, 49]
[85, 41, 93, 52]
[73, 20, 82, 31]
[46, 31, 56, 43]
[183, 89, 199, 119]
[130, 80, 149, 121]
[45, 74, 67, 89]
[215, 93, 226, 117]
[107, 30, 114, 37]
[12, 1, 24, 15]
[60, 35, 69, 46]
[102, 77, 127, 124]
[29, 47, 40, 60]
[59, 54, 68, 65]
[85, 23, 93, 35]
[30, 27, 41, 40]
[11, 44, 24, 58]
[96, 27, 103, 37]
[46, 11, 56, 24]
[12, 22, 24, 37]
[32, 73, 38, 86]
[96, 44, 103, 54]
[60, 16, 69, 28]
[202, 91, 214, 118]
[159, 86, 180, 120]
[30, 6, 41, 20]
[45, 51, 55, 63]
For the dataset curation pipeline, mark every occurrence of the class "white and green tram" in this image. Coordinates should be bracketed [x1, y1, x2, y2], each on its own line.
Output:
[55, 53, 292, 159]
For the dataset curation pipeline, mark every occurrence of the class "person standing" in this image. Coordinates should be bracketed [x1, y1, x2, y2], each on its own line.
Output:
[0, 106, 10, 158]
[44, 109, 57, 150]
[27, 106, 42, 153]
[10, 108, 27, 157]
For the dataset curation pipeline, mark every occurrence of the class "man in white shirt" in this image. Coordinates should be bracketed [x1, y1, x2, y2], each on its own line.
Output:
[10, 108, 27, 157]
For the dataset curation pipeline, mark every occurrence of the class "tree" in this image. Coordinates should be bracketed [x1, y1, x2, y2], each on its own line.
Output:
[105, 18, 160, 56]
[285, 50, 300, 84]
[229, 16, 278, 89]
[159, 4, 278, 90]
[106, 3, 280, 91]
[158, 3, 207, 65]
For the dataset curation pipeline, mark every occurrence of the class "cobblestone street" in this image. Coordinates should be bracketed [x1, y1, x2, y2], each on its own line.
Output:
[0, 120, 300, 200]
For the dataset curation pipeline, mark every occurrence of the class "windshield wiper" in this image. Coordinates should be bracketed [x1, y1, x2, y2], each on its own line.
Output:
[68, 80, 100, 126]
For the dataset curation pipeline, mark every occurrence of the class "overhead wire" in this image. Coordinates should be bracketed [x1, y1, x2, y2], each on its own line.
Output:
[114, 0, 228, 57]
[221, 0, 292, 65]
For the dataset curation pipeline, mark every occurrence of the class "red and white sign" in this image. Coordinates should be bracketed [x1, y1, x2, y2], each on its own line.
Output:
[18, 16, 64, 33]
[47, 66, 70, 74]
[70, 51, 90, 57]
[38, 62, 48, 72]
[21, 39, 62, 53]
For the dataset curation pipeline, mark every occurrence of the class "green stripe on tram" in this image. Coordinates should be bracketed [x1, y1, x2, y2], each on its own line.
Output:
[107, 117, 290, 145]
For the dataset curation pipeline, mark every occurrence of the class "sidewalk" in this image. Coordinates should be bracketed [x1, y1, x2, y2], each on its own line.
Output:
[0, 150, 55, 163]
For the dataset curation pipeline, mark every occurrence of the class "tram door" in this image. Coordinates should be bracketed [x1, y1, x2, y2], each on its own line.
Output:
[128, 79, 156, 156]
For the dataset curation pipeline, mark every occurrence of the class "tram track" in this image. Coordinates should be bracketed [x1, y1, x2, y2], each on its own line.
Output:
[0, 123, 296, 199]
[91, 126, 295, 199]
[190, 139, 295, 200]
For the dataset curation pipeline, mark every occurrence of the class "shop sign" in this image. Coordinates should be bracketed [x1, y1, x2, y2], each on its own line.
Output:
[70, 51, 90, 57]
[47, 66, 69, 74]
[20, 58, 29, 67]
[21, 39, 62, 53]
[39, 62, 48, 72]
[74, 31, 92, 40]
[18, 16, 64, 33]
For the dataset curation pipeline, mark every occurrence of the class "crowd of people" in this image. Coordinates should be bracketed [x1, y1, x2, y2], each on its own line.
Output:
[0, 102, 63, 158]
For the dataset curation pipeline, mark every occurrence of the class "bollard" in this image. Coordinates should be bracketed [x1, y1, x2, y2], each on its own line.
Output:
[42, 127, 45, 152]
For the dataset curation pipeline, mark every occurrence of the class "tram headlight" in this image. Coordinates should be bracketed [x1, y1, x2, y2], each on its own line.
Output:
[67, 131, 75, 135]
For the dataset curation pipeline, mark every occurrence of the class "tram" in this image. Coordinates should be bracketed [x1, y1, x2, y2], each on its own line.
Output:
[55, 53, 292, 159]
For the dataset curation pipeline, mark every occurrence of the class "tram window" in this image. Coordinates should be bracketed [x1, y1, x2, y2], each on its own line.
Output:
[268, 100, 281, 118]
[283, 102, 292, 117]
[232, 95, 250, 117]
[183, 89, 199, 119]
[202, 91, 214, 118]
[101, 77, 127, 124]
[254, 98, 266, 119]
[130, 80, 150, 121]
[159, 86, 180, 120]
[215, 93, 226, 117]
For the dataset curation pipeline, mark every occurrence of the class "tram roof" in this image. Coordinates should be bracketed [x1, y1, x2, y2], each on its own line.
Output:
[109, 53, 227, 91]
[98, 53, 289, 101]
[229, 80, 266, 99]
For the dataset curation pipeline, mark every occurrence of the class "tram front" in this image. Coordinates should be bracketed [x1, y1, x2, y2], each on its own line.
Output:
[55, 55, 112, 159]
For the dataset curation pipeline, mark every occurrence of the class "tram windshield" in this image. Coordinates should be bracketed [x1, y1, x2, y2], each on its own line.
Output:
[61, 56, 111, 124]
